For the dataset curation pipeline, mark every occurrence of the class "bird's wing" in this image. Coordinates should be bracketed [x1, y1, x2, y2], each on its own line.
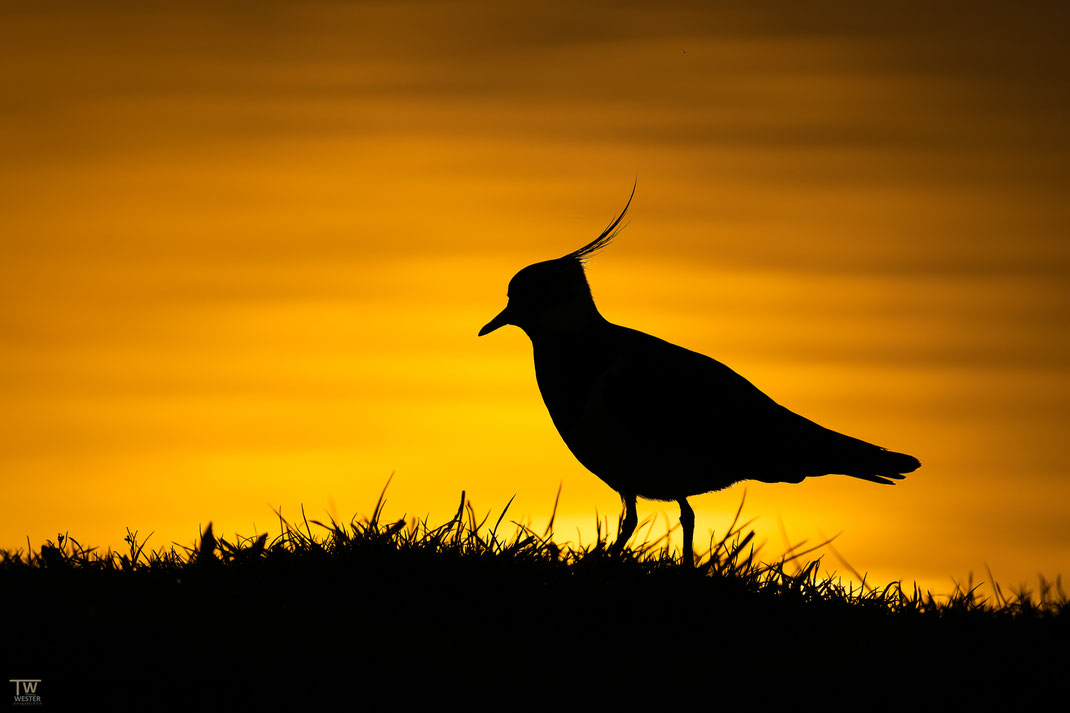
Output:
[588, 329, 785, 469]
[590, 328, 913, 484]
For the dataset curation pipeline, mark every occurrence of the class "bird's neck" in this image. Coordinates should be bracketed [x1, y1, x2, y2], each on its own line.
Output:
[528, 306, 615, 381]
[524, 303, 609, 345]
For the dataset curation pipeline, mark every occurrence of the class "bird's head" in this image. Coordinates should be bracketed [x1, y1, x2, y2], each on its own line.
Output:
[478, 184, 635, 340]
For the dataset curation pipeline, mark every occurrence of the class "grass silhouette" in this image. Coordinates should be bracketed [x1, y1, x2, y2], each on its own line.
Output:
[2, 481, 1066, 707]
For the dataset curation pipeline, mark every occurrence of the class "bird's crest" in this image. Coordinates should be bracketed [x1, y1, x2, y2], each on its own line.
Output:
[562, 180, 636, 263]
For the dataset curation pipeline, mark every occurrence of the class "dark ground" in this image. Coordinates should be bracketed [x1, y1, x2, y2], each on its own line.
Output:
[2, 516, 1065, 710]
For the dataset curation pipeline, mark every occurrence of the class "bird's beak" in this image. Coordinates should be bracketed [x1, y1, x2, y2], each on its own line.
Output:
[478, 305, 512, 336]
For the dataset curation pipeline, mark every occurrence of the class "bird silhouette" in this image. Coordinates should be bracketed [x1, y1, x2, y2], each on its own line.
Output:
[478, 186, 920, 565]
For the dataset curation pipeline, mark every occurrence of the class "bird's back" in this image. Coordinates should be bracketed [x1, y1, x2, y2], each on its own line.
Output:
[533, 322, 918, 500]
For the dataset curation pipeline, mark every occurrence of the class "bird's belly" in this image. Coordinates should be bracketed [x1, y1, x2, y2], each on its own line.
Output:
[546, 385, 745, 500]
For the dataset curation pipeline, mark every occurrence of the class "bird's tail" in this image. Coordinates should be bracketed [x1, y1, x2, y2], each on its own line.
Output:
[846, 449, 921, 485]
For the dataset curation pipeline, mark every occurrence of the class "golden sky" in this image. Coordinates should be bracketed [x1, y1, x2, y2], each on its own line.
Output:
[2, 1, 1068, 593]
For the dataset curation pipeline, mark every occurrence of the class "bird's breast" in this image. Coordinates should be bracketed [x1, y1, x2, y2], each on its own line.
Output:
[532, 344, 647, 487]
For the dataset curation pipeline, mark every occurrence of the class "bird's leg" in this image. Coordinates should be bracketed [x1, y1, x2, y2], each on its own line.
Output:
[611, 493, 638, 555]
[678, 498, 695, 567]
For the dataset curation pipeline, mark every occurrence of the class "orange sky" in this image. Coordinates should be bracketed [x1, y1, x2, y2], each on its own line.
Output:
[1, 1, 1068, 595]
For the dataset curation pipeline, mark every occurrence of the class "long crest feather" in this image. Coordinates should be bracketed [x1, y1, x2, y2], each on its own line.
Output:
[562, 180, 636, 262]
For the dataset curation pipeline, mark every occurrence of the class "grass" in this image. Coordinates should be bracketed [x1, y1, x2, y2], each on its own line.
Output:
[2, 481, 1067, 707]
